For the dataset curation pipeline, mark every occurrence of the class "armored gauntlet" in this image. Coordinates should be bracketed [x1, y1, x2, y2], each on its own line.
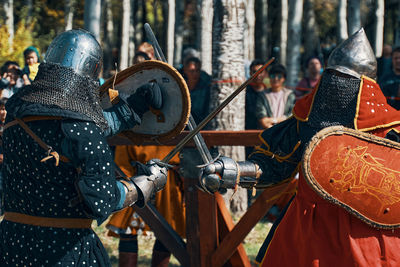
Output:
[200, 157, 263, 194]
[119, 159, 167, 208]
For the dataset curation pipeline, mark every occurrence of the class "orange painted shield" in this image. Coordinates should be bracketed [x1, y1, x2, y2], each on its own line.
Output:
[303, 126, 400, 229]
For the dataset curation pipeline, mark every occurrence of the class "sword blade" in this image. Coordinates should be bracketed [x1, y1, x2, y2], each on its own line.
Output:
[145, 23, 214, 164]
[144, 23, 167, 62]
[162, 58, 275, 164]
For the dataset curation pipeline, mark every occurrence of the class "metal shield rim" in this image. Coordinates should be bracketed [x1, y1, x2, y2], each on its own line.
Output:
[100, 60, 191, 143]
[302, 125, 400, 229]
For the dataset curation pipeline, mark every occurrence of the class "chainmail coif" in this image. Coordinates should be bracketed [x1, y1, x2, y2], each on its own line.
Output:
[20, 63, 108, 130]
[307, 70, 361, 129]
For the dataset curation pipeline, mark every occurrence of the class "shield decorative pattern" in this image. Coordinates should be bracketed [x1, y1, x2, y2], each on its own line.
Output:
[100, 60, 191, 143]
[302, 126, 400, 229]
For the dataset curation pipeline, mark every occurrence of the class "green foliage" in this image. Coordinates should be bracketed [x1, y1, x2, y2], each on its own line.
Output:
[13, 0, 84, 58]
[314, 0, 337, 44]
[0, 19, 36, 67]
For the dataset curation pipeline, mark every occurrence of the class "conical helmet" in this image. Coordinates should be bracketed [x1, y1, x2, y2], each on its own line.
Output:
[327, 28, 377, 79]
[44, 29, 103, 80]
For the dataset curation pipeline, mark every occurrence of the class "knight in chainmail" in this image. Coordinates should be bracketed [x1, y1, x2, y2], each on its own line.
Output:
[199, 28, 400, 266]
[0, 29, 168, 267]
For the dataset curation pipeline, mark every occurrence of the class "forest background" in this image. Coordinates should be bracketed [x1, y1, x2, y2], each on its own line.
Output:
[0, 0, 398, 85]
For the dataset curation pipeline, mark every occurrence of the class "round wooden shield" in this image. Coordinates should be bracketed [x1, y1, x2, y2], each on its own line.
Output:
[100, 60, 191, 143]
[303, 126, 400, 229]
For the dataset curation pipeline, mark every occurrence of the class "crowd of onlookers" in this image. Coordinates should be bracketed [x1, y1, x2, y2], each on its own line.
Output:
[2, 43, 399, 134]
[244, 43, 400, 134]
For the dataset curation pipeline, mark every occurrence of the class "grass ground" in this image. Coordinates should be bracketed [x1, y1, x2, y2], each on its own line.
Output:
[0, 212, 272, 266]
[94, 218, 273, 267]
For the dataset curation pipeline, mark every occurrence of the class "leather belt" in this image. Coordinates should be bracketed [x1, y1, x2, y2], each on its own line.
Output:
[3, 212, 93, 228]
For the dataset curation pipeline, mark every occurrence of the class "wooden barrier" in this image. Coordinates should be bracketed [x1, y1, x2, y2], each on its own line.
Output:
[108, 130, 294, 267]
[108, 130, 262, 147]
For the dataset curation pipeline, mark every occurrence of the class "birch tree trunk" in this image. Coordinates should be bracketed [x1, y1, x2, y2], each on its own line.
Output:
[65, 0, 75, 31]
[84, 0, 101, 40]
[244, 0, 255, 62]
[280, 0, 288, 66]
[198, 0, 213, 74]
[337, 0, 348, 43]
[303, 0, 321, 61]
[129, 0, 136, 65]
[4, 0, 14, 46]
[211, 0, 247, 215]
[286, 0, 303, 87]
[173, 0, 184, 67]
[373, 0, 384, 57]
[167, 0, 175, 65]
[347, 0, 361, 35]
[120, 0, 131, 70]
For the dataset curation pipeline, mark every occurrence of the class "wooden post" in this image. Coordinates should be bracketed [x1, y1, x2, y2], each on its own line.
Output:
[184, 178, 201, 267]
[181, 147, 219, 267]
[198, 191, 218, 266]
[216, 193, 251, 267]
[108, 130, 263, 147]
[211, 181, 292, 266]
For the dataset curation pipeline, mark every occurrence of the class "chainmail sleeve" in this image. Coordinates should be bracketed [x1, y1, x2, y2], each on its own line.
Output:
[248, 117, 303, 185]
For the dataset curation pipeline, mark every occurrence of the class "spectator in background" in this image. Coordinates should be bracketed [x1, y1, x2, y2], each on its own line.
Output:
[377, 44, 392, 80]
[256, 64, 295, 129]
[181, 56, 211, 125]
[0, 61, 24, 98]
[378, 46, 400, 110]
[180, 48, 201, 69]
[295, 56, 322, 99]
[22, 46, 41, 85]
[245, 59, 266, 131]
[137, 42, 155, 60]
[132, 51, 150, 64]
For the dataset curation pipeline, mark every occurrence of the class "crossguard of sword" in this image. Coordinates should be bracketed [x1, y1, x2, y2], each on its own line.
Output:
[196, 153, 221, 168]
[154, 161, 175, 169]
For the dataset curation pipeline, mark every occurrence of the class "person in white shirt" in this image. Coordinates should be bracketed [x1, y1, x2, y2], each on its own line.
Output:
[256, 64, 296, 129]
